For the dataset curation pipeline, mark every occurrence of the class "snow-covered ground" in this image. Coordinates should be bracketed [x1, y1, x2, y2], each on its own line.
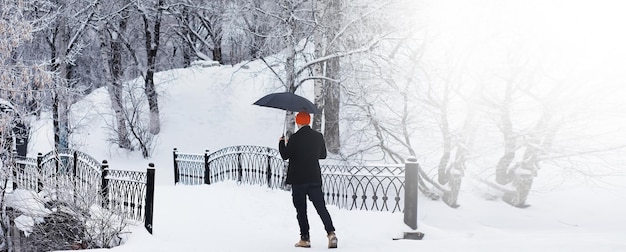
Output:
[23, 60, 625, 252]
[83, 181, 626, 252]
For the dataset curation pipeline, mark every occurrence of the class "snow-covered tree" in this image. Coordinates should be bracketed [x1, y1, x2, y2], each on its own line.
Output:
[238, 0, 390, 150]
[0, 1, 55, 249]
[43, 0, 97, 152]
[134, 0, 165, 135]
[95, 0, 134, 150]
[168, 0, 226, 65]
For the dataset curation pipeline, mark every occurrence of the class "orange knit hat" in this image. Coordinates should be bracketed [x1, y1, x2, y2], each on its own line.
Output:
[295, 112, 311, 125]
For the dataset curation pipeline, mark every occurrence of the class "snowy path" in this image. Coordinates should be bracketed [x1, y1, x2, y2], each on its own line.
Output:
[81, 181, 626, 252]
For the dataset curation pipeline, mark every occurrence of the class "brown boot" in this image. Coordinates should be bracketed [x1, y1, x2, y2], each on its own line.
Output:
[294, 240, 311, 248]
[295, 235, 311, 248]
[327, 232, 338, 249]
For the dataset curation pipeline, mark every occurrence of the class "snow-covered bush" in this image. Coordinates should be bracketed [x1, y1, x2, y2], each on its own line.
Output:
[1, 188, 131, 251]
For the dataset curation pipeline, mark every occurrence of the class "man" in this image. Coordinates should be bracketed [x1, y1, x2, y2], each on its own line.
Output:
[279, 111, 338, 249]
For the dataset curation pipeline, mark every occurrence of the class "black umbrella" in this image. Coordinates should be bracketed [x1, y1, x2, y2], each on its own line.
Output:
[253, 92, 322, 114]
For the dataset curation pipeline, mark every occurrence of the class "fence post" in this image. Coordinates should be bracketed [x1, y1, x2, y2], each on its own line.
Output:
[55, 150, 59, 175]
[173, 148, 179, 185]
[144, 163, 155, 235]
[37, 153, 43, 192]
[237, 147, 242, 183]
[73, 151, 78, 176]
[11, 149, 18, 190]
[73, 151, 78, 204]
[400, 156, 424, 240]
[101, 160, 109, 208]
[266, 148, 272, 188]
[204, 149, 210, 184]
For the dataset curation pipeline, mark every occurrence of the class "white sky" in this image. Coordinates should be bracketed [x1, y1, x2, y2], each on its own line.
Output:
[421, 0, 626, 73]
[416, 0, 626, 115]
[15, 1, 626, 251]
[397, 0, 626, 171]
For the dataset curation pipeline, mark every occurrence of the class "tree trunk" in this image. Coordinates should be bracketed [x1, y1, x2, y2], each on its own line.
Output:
[180, 5, 192, 67]
[283, 0, 297, 135]
[505, 108, 552, 207]
[182, 47, 192, 67]
[142, 0, 165, 135]
[312, 0, 326, 132]
[212, 46, 223, 64]
[444, 99, 476, 208]
[437, 103, 452, 185]
[495, 83, 516, 185]
[145, 74, 160, 135]
[97, 6, 132, 150]
[53, 15, 70, 153]
[324, 57, 340, 154]
[323, 0, 342, 154]
[111, 19, 132, 149]
[312, 74, 324, 131]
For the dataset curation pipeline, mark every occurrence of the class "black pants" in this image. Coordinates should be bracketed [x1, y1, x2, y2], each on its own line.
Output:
[291, 183, 335, 237]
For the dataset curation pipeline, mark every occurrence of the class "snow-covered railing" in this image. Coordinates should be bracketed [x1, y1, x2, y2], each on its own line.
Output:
[13, 150, 155, 234]
[173, 147, 287, 189]
[173, 146, 411, 213]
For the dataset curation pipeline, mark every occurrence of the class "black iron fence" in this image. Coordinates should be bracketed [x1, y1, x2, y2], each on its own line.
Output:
[321, 165, 405, 212]
[12, 150, 155, 234]
[173, 146, 407, 213]
[174, 146, 287, 189]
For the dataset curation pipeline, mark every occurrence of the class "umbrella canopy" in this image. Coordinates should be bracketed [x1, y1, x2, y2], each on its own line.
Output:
[253, 92, 322, 114]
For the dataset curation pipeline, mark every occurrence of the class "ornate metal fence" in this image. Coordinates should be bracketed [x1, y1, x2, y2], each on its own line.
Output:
[321, 165, 405, 212]
[13, 156, 38, 190]
[13, 150, 155, 233]
[33, 149, 103, 206]
[174, 146, 287, 189]
[174, 146, 406, 213]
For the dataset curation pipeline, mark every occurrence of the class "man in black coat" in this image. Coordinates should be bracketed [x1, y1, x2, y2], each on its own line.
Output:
[279, 112, 338, 249]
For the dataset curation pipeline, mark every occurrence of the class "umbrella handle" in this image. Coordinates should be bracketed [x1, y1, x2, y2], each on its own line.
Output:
[282, 120, 293, 138]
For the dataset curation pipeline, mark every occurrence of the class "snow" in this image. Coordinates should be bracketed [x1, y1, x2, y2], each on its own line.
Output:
[5, 189, 49, 236]
[14, 215, 36, 236]
[15, 1, 626, 251]
[71, 181, 626, 252]
[5, 190, 51, 217]
[28, 58, 624, 251]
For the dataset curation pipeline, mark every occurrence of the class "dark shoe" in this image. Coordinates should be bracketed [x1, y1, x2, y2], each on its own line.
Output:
[327, 232, 338, 249]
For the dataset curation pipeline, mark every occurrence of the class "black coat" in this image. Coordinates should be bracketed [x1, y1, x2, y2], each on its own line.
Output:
[279, 125, 327, 185]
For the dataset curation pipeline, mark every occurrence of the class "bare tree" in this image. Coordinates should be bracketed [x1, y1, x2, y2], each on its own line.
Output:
[95, 0, 133, 150]
[338, 0, 421, 160]
[311, 0, 326, 132]
[168, 0, 226, 66]
[29, 0, 97, 154]
[237, 0, 282, 61]
[477, 63, 564, 207]
[318, 0, 342, 154]
[134, 0, 165, 135]
[120, 80, 156, 158]
[419, 69, 479, 208]
[240, 0, 389, 144]
[0, 1, 56, 249]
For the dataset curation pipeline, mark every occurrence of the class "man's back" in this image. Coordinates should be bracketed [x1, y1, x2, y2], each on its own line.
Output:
[279, 125, 327, 185]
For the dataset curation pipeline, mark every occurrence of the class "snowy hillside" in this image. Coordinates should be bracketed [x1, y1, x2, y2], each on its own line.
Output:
[29, 60, 296, 186]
